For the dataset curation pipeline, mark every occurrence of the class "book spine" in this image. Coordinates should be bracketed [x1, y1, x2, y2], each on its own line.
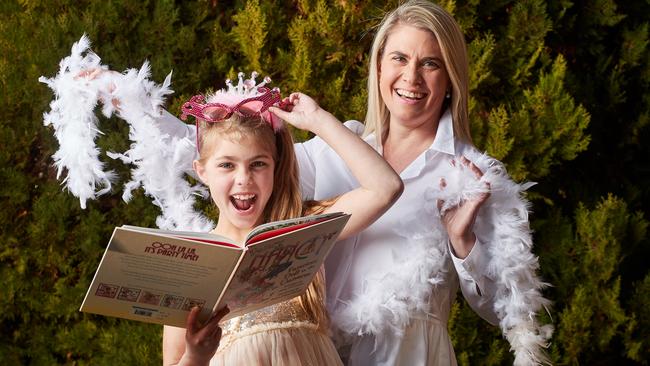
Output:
[212, 248, 247, 314]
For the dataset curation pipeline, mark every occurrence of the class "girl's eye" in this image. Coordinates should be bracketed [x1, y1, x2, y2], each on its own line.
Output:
[251, 161, 268, 168]
[218, 162, 234, 169]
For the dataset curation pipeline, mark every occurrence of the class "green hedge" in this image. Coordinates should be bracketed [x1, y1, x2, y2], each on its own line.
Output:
[1, 0, 648, 364]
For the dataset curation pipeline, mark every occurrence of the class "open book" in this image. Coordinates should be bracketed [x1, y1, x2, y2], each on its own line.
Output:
[80, 212, 350, 327]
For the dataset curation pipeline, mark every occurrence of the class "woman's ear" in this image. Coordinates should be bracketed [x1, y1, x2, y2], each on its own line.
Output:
[193, 160, 207, 185]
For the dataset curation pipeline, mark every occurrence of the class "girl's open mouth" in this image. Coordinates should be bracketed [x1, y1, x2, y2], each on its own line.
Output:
[230, 193, 257, 212]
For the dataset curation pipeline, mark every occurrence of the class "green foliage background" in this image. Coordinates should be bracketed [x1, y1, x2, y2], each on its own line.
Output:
[1, 0, 648, 364]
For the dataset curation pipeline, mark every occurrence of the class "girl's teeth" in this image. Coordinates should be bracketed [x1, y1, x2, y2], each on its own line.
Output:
[231, 194, 256, 211]
[232, 194, 255, 200]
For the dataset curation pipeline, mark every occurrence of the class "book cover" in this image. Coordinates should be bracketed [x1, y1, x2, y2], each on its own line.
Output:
[80, 212, 349, 327]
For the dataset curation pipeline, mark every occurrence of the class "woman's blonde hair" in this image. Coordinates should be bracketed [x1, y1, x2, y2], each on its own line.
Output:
[364, 0, 473, 146]
[197, 116, 329, 327]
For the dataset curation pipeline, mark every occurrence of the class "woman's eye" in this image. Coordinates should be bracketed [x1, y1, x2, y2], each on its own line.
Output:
[423, 60, 439, 69]
[391, 55, 406, 62]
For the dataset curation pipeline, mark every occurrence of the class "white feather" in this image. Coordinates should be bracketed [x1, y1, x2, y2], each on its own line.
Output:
[40, 36, 214, 231]
[39, 34, 115, 209]
[435, 150, 553, 365]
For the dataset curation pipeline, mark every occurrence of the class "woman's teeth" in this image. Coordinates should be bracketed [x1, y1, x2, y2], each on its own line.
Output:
[396, 89, 425, 99]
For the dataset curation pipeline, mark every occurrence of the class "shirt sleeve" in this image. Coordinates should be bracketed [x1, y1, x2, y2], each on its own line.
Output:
[294, 120, 364, 201]
[449, 238, 500, 325]
[158, 110, 197, 140]
[155, 109, 198, 177]
[294, 141, 317, 201]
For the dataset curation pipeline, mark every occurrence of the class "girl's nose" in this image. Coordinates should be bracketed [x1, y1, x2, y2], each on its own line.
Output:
[235, 168, 253, 186]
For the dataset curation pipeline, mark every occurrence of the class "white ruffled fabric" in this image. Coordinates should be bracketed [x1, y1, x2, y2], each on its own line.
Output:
[40, 35, 213, 232]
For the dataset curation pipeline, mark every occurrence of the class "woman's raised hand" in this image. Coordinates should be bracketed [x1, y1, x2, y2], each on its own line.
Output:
[75, 68, 120, 108]
[438, 156, 490, 258]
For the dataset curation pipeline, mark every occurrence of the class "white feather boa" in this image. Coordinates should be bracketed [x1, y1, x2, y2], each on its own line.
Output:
[40, 35, 213, 232]
[39, 36, 115, 209]
[331, 216, 451, 337]
[333, 150, 553, 365]
[439, 150, 553, 365]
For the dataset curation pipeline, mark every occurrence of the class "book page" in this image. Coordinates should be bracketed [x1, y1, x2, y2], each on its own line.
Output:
[80, 228, 242, 327]
[219, 214, 350, 319]
[121, 225, 238, 247]
[245, 212, 345, 244]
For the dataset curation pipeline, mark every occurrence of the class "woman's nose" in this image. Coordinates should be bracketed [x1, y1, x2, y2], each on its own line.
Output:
[402, 62, 421, 84]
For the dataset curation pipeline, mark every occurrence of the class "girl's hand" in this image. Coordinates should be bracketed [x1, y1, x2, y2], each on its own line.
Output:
[181, 306, 229, 365]
[438, 156, 490, 258]
[269, 92, 324, 132]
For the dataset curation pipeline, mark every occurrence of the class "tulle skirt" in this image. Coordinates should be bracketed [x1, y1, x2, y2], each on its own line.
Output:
[210, 321, 343, 365]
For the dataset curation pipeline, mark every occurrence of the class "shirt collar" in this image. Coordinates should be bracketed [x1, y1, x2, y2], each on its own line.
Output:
[429, 109, 455, 156]
[365, 109, 456, 180]
[365, 109, 456, 156]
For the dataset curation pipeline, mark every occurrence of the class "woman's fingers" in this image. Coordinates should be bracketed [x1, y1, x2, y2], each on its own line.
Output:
[460, 156, 483, 179]
[75, 68, 101, 80]
[460, 156, 490, 200]
[437, 178, 446, 212]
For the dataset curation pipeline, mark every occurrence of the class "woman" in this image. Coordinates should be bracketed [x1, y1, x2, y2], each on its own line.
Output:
[295, 2, 496, 364]
[292, 2, 551, 365]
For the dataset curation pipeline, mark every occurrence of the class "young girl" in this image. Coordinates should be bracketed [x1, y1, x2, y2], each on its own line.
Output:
[162, 86, 402, 365]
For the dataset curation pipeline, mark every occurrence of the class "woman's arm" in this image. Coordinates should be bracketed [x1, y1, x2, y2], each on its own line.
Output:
[77, 68, 197, 150]
[270, 93, 403, 240]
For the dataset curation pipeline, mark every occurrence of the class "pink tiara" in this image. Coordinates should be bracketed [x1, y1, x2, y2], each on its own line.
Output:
[180, 72, 285, 151]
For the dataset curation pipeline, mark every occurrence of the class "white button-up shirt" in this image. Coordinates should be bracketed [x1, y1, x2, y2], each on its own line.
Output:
[295, 112, 498, 365]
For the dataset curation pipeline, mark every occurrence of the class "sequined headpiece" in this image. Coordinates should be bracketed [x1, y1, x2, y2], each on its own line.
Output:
[180, 72, 283, 151]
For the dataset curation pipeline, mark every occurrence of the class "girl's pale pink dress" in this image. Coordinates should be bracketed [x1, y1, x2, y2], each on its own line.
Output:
[210, 272, 342, 366]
